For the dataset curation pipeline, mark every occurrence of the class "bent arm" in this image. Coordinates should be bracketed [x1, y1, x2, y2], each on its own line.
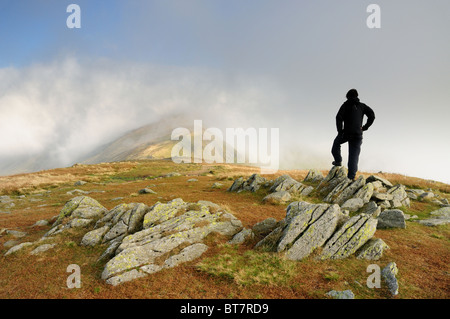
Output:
[362, 105, 375, 131]
[336, 105, 345, 134]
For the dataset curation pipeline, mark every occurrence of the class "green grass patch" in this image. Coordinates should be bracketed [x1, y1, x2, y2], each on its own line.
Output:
[197, 244, 297, 287]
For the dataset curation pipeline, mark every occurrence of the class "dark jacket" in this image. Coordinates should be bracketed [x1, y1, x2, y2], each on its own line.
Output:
[336, 97, 375, 136]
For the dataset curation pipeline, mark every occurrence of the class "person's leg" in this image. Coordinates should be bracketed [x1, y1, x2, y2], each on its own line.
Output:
[331, 134, 346, 166]
[347, 137, 363, 180]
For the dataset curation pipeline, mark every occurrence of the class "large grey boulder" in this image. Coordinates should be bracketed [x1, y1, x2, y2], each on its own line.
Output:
[255, 202, 348, 261]
[377, 209, 406, 229]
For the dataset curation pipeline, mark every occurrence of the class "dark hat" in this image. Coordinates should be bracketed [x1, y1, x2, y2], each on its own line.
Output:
[346, 89, 358, 99]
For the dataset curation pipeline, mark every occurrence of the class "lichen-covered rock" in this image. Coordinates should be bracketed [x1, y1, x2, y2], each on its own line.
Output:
[320, 214, 378, 260]
[356, 238, 389, 260]
[43, 196, 108, 239]
[353, 183, 374, 204]
[101, 199, 242, 285]
[54, 196, 108, 226]
[81, 225, 110, 247]
[285, 204, 342, 260]
[254, 202, 348, 261]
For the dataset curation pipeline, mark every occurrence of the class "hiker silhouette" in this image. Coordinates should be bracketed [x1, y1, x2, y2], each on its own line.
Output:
[331, 89, 375, 180]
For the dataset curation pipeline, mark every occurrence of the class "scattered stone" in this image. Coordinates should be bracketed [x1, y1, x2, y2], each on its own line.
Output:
[326, 290, 355, 299]
[139, 188, 157, 194]
[0, 195, 13, 204]
[382, 262, 399, 296]
[262, 191, 291, 204]
[377, 209, 406, 229]
[416, 207, 450, 226]
[228, 228, 254, 245]
[32, 220, 49, 227]
[356, 238, 389, 260]
[187, 178, 198, 182]
[165, 172, 182, 177]
[30, 244, 57, 255]
[3, 240, 19, 248]
[0, 211, 11, 214]
[211, 182, 223, 189]
[74, 181, 87, 186]
[4, 242, 33, 256]
[6, 230, 27, 238]
[67, 189, 90, 195]
[419, 192, 435, 201]
[111, 197, 124, 201]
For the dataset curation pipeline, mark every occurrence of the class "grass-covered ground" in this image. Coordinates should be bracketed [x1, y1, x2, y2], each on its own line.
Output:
[0, 160, 448, 299]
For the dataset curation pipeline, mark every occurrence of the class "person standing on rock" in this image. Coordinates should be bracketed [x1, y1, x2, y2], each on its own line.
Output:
[331, 89, 375, 181]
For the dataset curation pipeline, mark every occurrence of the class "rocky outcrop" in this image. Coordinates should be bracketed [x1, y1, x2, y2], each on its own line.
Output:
[43, 196, 108, 238]
[83, 198, 243, 285]
[4, 195, 243, 286]
[228, 173, 313, 204]
[255, 201, 377, 261]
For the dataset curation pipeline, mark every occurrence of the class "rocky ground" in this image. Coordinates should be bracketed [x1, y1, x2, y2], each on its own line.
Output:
[0, 160, 449, 299]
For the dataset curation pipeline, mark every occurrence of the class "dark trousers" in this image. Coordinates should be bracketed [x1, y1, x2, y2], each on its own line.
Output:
[331, 134, 363, 180]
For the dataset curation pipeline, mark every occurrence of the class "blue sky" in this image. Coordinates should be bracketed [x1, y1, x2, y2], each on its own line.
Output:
[0, 0, 449, 182]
